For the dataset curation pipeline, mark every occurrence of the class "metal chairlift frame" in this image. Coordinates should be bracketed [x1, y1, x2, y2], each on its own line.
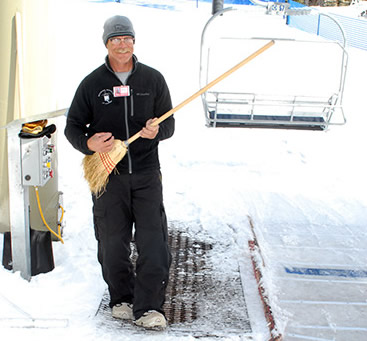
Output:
[199, 5, 348, 130]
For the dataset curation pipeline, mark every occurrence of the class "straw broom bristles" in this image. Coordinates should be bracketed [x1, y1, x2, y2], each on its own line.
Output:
[83, 139, 127, 195]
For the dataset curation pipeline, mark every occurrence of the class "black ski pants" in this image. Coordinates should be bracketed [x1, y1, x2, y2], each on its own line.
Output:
[92, 170, 171, 319]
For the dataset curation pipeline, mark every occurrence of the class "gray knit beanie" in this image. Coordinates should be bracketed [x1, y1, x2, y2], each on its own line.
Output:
[102, 15, 135, 45]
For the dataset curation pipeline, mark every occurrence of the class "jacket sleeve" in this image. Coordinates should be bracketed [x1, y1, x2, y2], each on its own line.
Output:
[154, 73, 175, 142]
[64, 81, 95, 155]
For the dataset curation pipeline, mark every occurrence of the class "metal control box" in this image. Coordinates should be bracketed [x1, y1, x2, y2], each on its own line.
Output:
[21, 136, 54, 187]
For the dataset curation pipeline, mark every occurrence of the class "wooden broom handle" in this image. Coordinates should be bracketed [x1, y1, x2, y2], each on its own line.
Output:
[127, 40, 275, 145]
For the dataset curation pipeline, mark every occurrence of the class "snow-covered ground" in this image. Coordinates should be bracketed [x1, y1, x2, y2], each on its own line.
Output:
[1, 0, 367, 340]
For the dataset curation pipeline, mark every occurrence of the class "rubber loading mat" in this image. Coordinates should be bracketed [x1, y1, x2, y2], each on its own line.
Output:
[96, 225, 253, 338]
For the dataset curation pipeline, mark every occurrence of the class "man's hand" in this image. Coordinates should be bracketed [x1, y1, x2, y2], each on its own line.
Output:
[141, 118, 159, 139]
[87, 132, 114, 153]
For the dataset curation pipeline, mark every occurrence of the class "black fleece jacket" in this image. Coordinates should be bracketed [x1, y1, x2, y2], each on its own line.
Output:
[64, 55, 174, 174]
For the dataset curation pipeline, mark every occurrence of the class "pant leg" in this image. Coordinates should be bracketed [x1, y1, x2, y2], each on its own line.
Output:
[131, 170, 172, 319]
[92, 173, 135, 308]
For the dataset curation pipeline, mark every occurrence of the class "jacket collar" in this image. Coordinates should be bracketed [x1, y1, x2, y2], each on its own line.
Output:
[105, 54, 138, 74]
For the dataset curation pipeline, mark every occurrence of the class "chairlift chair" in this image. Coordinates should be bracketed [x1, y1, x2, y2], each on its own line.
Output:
[199, 5, 348, 130]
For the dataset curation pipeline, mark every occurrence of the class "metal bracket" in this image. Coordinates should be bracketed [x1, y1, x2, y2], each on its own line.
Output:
[7, 122, 31, 281]
[3, 108, 66, 280]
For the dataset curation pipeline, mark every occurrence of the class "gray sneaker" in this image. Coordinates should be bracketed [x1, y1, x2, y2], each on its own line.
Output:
[112, 303, 133, 320]
[134, 310, 167, 330]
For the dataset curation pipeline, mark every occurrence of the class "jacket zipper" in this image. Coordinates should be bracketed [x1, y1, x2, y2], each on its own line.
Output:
[130, 88, 134, 117]
[124, 96, 133, 174]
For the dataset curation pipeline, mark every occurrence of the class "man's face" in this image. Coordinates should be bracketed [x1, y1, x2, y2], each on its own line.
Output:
[106, 36, 134, 65]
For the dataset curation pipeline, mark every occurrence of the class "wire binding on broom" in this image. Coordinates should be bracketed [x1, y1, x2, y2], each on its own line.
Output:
[99, 152, 116, 174]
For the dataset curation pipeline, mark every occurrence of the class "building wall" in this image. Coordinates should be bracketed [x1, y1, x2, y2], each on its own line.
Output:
[0, 0, 59, 233]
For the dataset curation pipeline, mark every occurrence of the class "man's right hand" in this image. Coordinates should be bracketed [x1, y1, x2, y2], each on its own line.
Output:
[87, 132, 114, 153]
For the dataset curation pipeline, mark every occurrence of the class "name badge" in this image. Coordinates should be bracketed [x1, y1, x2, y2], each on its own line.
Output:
[113, 85, 130, 97]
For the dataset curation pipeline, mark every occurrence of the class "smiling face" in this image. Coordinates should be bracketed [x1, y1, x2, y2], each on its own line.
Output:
[106, 36, 135, 72]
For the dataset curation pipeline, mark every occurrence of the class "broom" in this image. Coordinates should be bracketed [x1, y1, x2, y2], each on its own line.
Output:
[83, 40, 275, 195]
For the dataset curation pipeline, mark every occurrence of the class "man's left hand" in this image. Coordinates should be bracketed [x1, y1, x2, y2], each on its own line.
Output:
[141, 118, 159, 139]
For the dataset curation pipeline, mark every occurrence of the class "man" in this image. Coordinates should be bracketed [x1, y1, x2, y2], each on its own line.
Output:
[64, 15, 174, 330]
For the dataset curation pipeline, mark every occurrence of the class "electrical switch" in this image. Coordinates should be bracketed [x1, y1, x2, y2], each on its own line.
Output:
[21, 136, 54, 186]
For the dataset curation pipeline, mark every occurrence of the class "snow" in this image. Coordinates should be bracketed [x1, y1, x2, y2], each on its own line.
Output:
[1, 0, 367, 340]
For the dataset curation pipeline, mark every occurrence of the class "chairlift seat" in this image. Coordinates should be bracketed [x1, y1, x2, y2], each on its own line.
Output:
[206, 91, 341, 130]
[199, 7, 348, 131]
[209, 112, 326, 130]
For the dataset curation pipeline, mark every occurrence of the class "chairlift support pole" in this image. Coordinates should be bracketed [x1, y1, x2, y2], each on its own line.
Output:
[212, 0, 224, 15]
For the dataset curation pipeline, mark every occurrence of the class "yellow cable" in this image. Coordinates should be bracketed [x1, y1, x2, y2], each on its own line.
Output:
[58, 204, 65, 237]
[59, 204, 65, 223]
[34, 186, 64, 244]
